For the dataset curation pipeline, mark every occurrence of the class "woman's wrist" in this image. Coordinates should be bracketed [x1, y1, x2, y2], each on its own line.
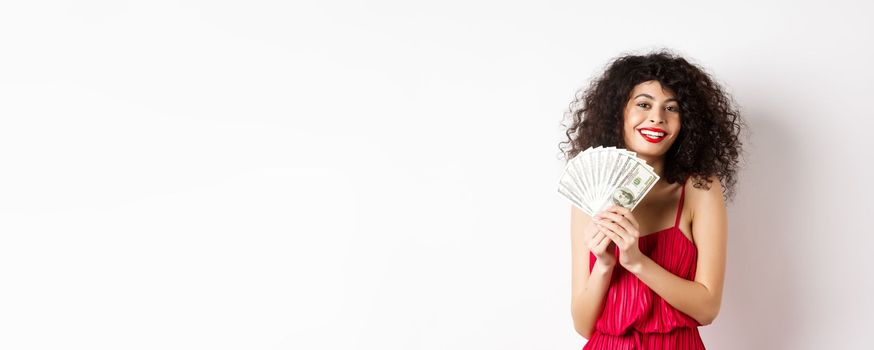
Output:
[593, 259, 616, 271]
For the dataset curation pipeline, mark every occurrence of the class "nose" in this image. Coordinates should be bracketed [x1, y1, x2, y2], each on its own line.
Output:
[649, 110, 666, 124]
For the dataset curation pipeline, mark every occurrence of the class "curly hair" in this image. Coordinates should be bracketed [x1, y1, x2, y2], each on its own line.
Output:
[558, 49, 745, 201]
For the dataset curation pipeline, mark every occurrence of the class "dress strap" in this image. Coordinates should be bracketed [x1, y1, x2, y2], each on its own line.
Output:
[674, 177, 687, 227]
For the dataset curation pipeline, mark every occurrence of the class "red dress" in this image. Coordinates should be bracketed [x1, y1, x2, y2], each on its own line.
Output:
[583, 179, 706, 349]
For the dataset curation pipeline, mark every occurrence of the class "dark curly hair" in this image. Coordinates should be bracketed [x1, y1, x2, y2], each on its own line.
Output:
[558, 49, 745, 201]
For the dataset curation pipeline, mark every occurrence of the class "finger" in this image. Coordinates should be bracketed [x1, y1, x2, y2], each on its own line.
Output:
[603, 208, 639, 237]
[597, 218, 629, 239]
[597, 211, 637, 237]
[598, 233, 613, 250]
[608, 205, 640, 228]
[596, 221, 626, 245]
[592, 236, 613, 254]
[594, 233, 608, 249]
[589, 231, 605, 248]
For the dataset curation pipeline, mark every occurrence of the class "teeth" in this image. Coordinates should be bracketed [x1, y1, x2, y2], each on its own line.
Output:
[640, 130, 665, 138]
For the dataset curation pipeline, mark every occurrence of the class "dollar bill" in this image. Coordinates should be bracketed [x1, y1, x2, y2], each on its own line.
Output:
[599, 158, 658, 213]
[557, 146, 660, 217]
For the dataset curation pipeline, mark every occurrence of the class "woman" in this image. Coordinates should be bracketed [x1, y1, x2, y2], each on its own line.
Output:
[560, 50, 744, 349]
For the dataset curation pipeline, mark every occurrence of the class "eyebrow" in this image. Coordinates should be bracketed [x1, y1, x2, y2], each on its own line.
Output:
[633, 93, 678, 103]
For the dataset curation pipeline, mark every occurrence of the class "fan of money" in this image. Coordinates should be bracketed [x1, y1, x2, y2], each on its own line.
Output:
[557, 146, 660, 217]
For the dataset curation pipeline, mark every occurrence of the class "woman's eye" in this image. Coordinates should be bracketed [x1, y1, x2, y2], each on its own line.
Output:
[637, 103, 650, 108]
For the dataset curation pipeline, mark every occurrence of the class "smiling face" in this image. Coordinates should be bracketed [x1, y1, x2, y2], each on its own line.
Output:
[622, 80, 682, 160]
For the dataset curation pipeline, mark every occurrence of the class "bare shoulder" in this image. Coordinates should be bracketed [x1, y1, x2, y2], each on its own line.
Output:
[686, 175, 726, 220]
[686, 175, 727, 248]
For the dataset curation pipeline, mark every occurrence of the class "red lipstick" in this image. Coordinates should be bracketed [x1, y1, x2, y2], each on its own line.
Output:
[638, 127, 667, 143]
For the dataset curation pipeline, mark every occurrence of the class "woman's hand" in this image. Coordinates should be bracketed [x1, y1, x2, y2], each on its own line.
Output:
[594, 205, 645, 272]
[584, 217, 616, 268]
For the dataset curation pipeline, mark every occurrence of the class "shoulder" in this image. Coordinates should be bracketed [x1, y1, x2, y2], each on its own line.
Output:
[688, 175, 721, 193]
[685, 175, 726, 222]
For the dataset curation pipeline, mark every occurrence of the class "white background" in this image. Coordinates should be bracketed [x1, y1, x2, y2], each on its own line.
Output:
[1, 1, 872, 349]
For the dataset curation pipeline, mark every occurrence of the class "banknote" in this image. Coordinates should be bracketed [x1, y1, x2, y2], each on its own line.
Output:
[557, 146, 659, 217]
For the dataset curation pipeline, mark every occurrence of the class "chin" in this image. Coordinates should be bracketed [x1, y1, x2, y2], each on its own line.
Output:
[628, 142, 671, 158]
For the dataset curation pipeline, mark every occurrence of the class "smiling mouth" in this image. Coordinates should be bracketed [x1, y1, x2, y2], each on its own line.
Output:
[638, 129, 667, 143]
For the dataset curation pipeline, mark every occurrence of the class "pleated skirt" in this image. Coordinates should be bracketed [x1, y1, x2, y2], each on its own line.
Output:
[582, 326, 705, 350]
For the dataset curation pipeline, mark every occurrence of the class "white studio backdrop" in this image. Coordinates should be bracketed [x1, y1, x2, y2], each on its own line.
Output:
[1, 1, 872, 349]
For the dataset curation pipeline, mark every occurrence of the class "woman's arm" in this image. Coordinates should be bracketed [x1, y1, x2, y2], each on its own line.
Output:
[626, 176, 728, 325]
[570, 206, 614, 339]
